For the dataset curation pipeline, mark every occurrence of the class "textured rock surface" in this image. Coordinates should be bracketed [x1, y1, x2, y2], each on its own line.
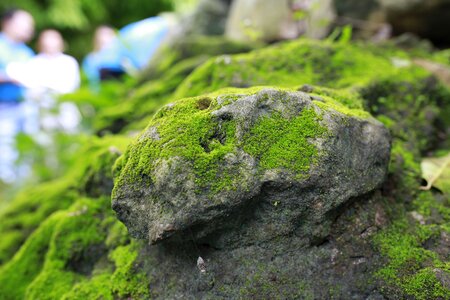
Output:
[112, 88, 390, 248]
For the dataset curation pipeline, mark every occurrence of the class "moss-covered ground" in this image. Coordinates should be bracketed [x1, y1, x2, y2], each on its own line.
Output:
[0, 37, 449, 298]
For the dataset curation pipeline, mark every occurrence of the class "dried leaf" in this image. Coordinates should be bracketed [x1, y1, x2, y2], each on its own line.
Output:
[420, 153, 450, 193]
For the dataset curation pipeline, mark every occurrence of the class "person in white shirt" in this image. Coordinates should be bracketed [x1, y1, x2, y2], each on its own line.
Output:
[7, 29, 81, 133]
[7, 29, 80, 95]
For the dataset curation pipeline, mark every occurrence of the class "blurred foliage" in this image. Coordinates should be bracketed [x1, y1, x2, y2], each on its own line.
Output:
[0, 0, 174, 59]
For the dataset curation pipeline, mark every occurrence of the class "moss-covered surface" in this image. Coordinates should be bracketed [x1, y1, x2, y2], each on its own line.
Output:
[0, 136, 129, 266]
[1, 37, 449, 298]
[0, 196, 148, 300]
[174, 39, 429, 99]
[0, 134, 150, 300]
[139, 36, 256, 83]
[242, 109, 326, 174]
[374, 188, 450, 299]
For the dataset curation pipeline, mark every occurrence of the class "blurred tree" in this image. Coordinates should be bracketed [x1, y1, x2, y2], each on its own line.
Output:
[0, 0, 174, 59]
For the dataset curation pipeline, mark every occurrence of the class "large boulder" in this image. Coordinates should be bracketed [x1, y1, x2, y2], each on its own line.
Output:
[112, 87, 390, 248]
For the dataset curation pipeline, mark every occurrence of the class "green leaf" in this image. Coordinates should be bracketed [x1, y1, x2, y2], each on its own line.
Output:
[420, 153, 450, 193]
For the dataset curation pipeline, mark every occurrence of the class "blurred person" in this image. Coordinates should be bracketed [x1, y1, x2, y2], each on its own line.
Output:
[7, 29, 81, 134]
[82, 25, 124, 89]
[0, 8, 34, 184]
[83, 16, 175, 90]
[0, 9, 34, 102]
[8, 29, 80, 96]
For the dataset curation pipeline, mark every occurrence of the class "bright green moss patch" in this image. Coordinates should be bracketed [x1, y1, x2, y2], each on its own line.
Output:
[21, 197, 110, 300]
[0, 195, 149, 300]
[312, 96, 370, 119]
[0, 136, 130, 267]
[243, 109, 327, 175]
[61, 273, 113, 300]
[115, 94, 238, 194]
[0, 212, 61, 299]
[174, 39, 425, 99]
[374, 190, 450, 299]
[0, 179, 78, 266]
[60, 243, 149, 300]
[109, 244, 149, 298]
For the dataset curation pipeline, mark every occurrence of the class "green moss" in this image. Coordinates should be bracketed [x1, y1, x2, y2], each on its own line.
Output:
[109, 244, 149, 298]
[361, 74, 450, 154]
[312, 95, 370, 119]
[23, 197, 110, 300]
[0, 193, 149, 300]
[0, 179, 78, 266]
[0, 135, 132, 299]
[374, 190, 450, 299]
[0, 136, 130, 267]
[174, 39, 426, 99]
[95, 37, 255, 135]
[242, 109, 327, 175]
[60, 243, 149, 300]
[114, 93, 237, 194]
[94, 56, 207, 135]
[0, 212, 61, 299]
[387, 141, 422, 202]
[140, 35, 256, 83]
[61, 273, 113, 300]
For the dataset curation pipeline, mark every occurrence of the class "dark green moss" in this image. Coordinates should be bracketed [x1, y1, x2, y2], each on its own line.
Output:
[374, 189, 450, 299]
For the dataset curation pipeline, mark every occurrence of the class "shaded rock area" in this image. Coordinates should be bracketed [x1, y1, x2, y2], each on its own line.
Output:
[135, 191, 389, 299]
[112, 88, 390, 249]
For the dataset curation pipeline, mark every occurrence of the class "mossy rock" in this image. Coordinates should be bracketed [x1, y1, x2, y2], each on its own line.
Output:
[139, 35, 256, 83]
[172, 38, 448, 155]
[112, 87, 390, 247]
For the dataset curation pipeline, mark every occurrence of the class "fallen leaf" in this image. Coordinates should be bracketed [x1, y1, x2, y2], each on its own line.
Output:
[420, 153, 450, 193]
